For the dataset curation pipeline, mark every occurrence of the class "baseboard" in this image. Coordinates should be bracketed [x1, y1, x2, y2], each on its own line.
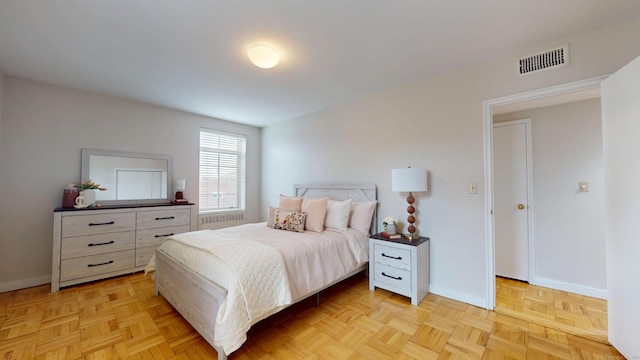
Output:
[533, 276, 607, 299]
[429, 283, 487, 309]
[0, 275, 50, 293]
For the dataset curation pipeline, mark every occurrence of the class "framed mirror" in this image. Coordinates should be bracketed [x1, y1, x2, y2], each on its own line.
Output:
[81, 148, 173, 205]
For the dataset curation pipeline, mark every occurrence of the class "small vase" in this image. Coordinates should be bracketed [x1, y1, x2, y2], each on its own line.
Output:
[81, 189, 96, 207]
[385, 224, 397, 235]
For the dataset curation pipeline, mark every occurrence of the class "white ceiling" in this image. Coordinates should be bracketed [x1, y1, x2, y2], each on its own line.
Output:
[1, 1, 639, 127]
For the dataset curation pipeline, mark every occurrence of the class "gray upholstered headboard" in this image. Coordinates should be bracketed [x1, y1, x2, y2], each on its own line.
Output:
[293, 183, 377, 234]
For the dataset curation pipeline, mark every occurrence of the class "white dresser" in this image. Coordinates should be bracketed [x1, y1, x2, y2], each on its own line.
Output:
[369, 234, 429, 305]
[52, 204, 195, 292]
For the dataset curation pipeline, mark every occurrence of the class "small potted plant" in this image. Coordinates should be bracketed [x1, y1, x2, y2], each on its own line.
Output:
[383, 216, 398, 235]
[66, 180, 107, 208]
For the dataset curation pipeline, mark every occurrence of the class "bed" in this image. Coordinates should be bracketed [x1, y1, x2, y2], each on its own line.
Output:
[153, 183, 377, 360]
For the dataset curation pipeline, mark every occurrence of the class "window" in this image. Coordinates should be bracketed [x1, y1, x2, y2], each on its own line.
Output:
[199, 129, 246, 213]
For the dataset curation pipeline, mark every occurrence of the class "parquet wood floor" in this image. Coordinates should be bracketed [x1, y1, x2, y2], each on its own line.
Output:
[0, 272, 623, 359]
[495, 276, 609, 345]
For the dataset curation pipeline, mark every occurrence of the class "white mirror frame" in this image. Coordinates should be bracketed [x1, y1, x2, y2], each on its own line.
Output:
[81, 148, 173, 206]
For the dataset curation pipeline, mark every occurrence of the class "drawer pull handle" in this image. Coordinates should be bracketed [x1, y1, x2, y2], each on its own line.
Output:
[155, 216, 175, 221]
[382, 253, 402, 260]
[154, 233, 174, 238]
[88, 260, 114, 267]
[88, 240, 115, 247]
[382, 272, 402, 281]
[89, 221, 115, 226]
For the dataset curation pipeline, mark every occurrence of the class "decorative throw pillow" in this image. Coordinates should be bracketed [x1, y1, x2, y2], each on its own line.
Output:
[273, 209, 306, 233]
[266, 206, 277, 227]
[325, 198, 353, 231]
[349, 201, 377, 235]
[279, 194, 303, 212]
[301, 197, 329, 233]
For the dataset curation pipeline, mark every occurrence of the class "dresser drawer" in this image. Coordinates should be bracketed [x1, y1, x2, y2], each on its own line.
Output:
[136, 225, 190, 248]
[137, 209, 190, 229]
[62, 213, 136, 237]
[374, 244, 411, 270]
[374, 263, 411, 292]
[135, 246, 157, 267]
[61, 231, 135, 259]
[60, 250, 135, 282]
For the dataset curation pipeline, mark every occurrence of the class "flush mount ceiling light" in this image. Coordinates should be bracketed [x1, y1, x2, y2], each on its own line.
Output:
[248, 44, 280, 69]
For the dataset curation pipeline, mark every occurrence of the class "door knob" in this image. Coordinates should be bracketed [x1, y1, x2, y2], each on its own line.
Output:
[517, 204, 525, 210]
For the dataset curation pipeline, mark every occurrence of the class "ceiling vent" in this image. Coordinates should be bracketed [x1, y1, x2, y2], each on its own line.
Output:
[518, 44, 569, 76]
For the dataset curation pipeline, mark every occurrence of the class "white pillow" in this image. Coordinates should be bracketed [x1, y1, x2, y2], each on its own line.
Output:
[266, 206, 277, 227]
[301, 197, 329, 233]
[349, 201, 377, 235]
[325, 199, 353, 231]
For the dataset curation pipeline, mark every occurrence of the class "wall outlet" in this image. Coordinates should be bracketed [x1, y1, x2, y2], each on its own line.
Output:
[468, 182, 478, 194]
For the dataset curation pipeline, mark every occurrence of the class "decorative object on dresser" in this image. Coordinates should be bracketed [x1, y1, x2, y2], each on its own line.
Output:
[392, 167, 428, 240]
[62, 188, 80, 208]
[51, 204, 195, 292]
[173, 178, 188, 204]
[63, 180, 107, 208]
[369, 233, 430, 305]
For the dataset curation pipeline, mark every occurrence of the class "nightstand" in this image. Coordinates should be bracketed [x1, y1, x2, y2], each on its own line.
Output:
[369, 234, 430, 305]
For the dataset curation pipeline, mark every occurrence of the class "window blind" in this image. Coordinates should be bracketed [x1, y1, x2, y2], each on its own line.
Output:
[199, 129, 246, 212]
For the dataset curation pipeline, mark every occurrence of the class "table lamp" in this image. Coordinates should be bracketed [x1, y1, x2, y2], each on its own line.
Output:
[175, 179, 186, 200]
[392, 167, 428, 240]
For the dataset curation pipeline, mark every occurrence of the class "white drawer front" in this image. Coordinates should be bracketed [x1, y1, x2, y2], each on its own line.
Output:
[374, 244, 411, 270]
[135, 246, 157, 267]
[61, 231, 135, 259]
[62, 213, 135, 237]
[137, 209, 190, 229]
[374, 263, 411, 292]
[60, 250, 135, 281]
[136, 225, 190, 248]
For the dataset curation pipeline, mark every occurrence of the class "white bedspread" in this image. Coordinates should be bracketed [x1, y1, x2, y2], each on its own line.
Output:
[153, 223, 369, 355]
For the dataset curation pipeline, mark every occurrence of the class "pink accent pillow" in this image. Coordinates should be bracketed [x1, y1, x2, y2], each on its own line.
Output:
[279, 195, 303, 211]
[301, 197, 329, 233]
[349, 201, 377, 235]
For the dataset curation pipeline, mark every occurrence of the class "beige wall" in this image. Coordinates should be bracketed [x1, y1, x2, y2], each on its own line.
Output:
[0, 77, 261, 291]
[262, 17, 640, 307]
[494, 99, 606, 296]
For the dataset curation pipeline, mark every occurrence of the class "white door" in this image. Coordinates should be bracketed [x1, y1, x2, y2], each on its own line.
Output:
[493, 120, 531, 282]
[601, 55, 640, 357]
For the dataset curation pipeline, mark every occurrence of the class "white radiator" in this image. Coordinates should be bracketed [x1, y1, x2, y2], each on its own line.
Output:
[198, 211, 246, 230]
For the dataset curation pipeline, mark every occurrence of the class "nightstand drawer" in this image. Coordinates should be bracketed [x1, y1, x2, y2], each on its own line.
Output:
[374, 263, 411, 291]
[374, 244, 411, 270]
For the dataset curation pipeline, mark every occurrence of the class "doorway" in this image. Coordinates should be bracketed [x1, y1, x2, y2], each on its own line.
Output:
[482, 75, 607, 310]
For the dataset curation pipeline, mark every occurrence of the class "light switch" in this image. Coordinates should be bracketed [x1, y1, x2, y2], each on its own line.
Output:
[468, 182, 477, 194]
[579, 181, 589, 192]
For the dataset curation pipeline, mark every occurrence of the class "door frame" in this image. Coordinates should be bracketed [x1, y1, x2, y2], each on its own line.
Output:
[482, 75, 607, 310]
[493, 118, 535, 283]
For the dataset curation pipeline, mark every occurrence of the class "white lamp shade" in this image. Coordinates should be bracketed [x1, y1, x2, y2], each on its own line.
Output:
[175, 179, 186, 191]
[392, 168, 428, 192]
[248, 45, 280, 69]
